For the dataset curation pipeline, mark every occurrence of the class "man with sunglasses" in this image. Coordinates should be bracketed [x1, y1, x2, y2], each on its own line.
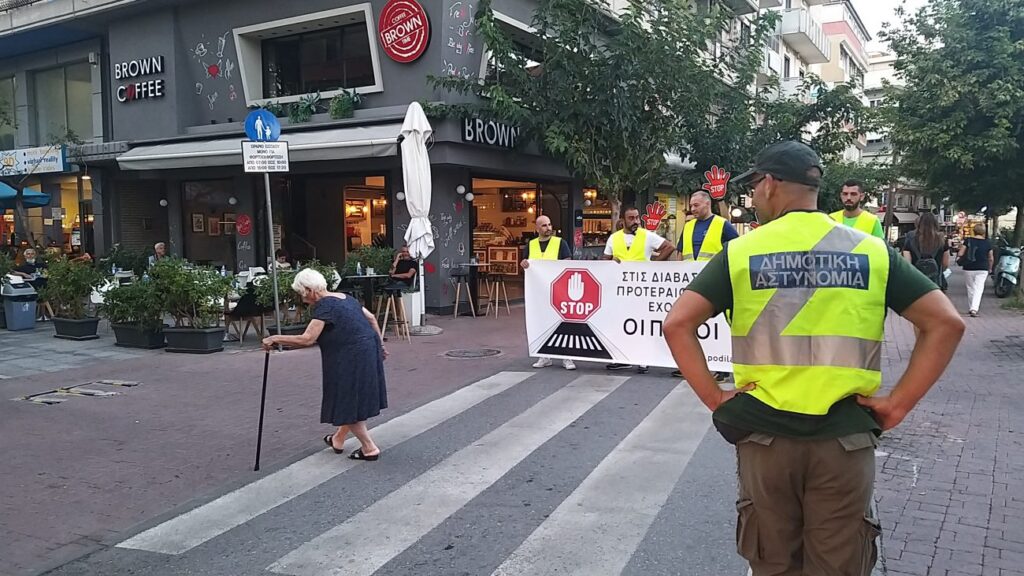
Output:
[664, 141, 964, 576]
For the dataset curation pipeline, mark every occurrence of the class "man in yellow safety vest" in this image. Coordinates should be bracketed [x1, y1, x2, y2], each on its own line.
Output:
[677, 191, 739, 261]
[664, 141, 964, 576]
[521, 215, 575, 370]
[602, 206, 675, 373]
[831, 179, 885, 240]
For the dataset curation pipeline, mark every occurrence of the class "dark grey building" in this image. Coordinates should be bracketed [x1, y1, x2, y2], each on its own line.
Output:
[1, 0, 587, 312]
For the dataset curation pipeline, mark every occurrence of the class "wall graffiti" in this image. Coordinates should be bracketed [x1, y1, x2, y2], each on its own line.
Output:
[189, 31, 236, 111]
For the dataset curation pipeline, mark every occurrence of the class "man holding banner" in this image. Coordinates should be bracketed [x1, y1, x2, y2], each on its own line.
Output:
[663, 141, 964, 576]
[602, 206, 675, 373]
[521, 215, 575, 371]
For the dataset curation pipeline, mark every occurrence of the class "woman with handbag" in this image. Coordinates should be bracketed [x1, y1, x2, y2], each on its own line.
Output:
[957, 224, 994, 317]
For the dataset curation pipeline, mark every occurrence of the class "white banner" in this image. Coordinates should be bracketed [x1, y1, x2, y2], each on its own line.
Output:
[525, 260, 732, 372]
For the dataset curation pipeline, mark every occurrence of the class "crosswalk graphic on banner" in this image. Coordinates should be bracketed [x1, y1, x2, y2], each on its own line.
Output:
[537, 321, 615, 360]
[104, 371, 735, 576]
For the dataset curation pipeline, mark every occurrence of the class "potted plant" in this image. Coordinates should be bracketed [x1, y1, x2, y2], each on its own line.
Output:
[149, 258, 233, 353]
[340, 247, 395, 278]
[38, 256, 106, 340]
[101, 280, 166, 348]
[0, 251, 12, 329]
[288, 92, 321, 123]
[329, 89, 361, 119]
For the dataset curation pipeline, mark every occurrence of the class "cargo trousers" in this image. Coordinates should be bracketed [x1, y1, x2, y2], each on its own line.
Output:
[735, 432, 880, 576]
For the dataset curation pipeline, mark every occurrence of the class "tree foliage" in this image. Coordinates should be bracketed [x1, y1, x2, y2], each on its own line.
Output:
[431, 0, 775, 217]
[884, 0, 1024, 244]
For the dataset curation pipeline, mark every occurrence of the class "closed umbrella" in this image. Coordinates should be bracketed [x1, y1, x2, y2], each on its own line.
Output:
[400, 102, 441, 335]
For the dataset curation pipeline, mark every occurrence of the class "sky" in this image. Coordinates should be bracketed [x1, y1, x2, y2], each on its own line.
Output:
[850, 0, 929, 51]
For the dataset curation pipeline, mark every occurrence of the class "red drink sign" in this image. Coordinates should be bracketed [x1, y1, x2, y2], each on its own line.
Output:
[235, 214, 252, 236]
[378, 0, 430, 63]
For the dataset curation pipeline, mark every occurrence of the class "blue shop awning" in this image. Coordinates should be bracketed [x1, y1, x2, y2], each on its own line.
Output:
[117, 123, 403, 171]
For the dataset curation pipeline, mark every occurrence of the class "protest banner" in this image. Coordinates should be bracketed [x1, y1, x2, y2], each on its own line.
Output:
[524, 260, 732, 371]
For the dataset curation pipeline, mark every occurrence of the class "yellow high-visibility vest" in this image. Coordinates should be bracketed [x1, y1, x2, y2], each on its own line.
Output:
[830, 210, 881, 236]
[611, 229, 648, 261]
[727, 211, 890, 415]
[681, 215, 727, 261]
[528, 236, 563, 260]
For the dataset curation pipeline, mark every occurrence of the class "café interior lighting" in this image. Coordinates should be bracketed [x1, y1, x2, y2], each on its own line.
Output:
[731, 207, 743, 218]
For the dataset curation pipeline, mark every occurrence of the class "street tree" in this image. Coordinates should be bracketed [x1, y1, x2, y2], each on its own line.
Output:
[430, 0, 774, 222]
[884, 0, 1024, 246]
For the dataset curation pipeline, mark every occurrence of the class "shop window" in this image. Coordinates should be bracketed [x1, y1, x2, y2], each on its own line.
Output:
[0, 76, 14, 150]
[33, 62, 93, 144]
[234, 5, 384, 106]
[262, 24, 375, 99]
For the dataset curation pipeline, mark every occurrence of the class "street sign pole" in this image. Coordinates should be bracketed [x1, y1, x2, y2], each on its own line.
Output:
[263, 171, 283, 340]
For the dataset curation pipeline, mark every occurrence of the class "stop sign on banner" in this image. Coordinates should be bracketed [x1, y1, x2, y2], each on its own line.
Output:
[550, 269, 601, 322]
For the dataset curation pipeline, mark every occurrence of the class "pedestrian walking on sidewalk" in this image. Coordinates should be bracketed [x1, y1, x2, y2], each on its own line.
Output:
[958, 223, 994, 317]
[603, 206, 675, 374]
[902, 211, 949, 290]
[664, 141, 965, 576]
[262, 268, 388, 461]
[522, 215, 576, 371]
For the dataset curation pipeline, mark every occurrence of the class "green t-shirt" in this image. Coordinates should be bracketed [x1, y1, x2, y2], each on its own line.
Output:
[844, 215, 886, 240]
[688, 244, 937, 439]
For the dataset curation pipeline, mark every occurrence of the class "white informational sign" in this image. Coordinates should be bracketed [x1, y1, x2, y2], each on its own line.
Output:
[0, 145, 68, 177]
[241, 141, 290, 173]
[525, 260, 732, 372]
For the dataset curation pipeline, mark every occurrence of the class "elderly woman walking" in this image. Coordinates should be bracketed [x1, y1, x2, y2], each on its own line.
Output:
[263, 268, 388, 461]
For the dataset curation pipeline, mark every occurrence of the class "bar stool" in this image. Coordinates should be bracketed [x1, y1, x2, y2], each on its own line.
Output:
[380, 286, 411, 342]
[451, 268, 476, 318]
[487, 274, 511, 317]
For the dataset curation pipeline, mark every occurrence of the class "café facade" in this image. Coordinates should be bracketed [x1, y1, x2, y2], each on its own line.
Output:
[0, 0, 676, 312]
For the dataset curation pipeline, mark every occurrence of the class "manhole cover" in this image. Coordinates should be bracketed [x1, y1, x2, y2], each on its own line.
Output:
[444, 348, 502, 359]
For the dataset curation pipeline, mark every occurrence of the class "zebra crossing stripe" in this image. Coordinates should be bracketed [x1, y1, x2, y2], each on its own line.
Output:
[491, 385, 710, 576]
[267, 374, 629, 576]
[117, 371, 534, 555]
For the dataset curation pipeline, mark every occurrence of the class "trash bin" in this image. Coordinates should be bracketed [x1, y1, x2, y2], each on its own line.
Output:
[2, 282, 38, 331]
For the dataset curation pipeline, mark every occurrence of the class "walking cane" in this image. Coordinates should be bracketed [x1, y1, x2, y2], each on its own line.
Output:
[254, 350, 270, 472]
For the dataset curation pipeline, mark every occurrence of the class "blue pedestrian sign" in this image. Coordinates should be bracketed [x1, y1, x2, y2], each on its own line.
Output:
[244, 109, 281, 142]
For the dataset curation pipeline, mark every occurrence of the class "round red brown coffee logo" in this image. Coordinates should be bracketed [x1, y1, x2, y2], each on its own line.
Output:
[378, 0, 430, 63]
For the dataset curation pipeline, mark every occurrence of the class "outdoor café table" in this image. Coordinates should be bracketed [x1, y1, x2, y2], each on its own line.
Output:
[343, 274, 391, 311]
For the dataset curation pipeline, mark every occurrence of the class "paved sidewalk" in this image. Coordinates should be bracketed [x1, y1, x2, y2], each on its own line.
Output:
[874, 269, 1024, 576]
[0, 310, 531, 576]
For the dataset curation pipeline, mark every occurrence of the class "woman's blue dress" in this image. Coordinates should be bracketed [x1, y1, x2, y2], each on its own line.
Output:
[312, 295, 388, 426]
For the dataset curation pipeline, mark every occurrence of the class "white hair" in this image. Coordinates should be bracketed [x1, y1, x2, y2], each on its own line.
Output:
[291, 268, 328, 298]
[154, 242, 166, 250]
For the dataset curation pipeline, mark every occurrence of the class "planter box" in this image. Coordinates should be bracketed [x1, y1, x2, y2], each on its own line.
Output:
[52, 317, 100, 340]
[112, 324, 167, 349]
[164, 326, 225, 354]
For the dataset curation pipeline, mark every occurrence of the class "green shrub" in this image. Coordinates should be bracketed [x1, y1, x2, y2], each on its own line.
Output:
[148, 258, 233, 328]
[99, 244, 150, 276]
[38, 257, 106, 319]
[328, 89, 361, 119]
[101, 280, 164, 331]
[0, 252, 12, 278]
[288, 92, 321, 123]
[340, 246, 395, 278]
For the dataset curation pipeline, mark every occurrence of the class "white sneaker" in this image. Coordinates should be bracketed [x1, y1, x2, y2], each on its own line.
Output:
[563, 359, 577, 371]
[532, 357, 553, 368]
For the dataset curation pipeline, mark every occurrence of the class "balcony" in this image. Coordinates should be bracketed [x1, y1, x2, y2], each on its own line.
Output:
[759, 0, 782, 7]
[780, 8, 830, 64]
[720, 0, 757, 16]
[757, 50, 782, 86]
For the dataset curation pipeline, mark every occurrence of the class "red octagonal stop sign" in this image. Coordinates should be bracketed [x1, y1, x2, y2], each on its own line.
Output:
[551, 268, 601, 322]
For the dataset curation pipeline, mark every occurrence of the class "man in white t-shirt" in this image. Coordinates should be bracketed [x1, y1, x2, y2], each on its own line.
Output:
[602, 206, 675, 373]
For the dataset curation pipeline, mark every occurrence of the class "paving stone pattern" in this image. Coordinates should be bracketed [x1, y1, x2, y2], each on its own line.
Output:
[875, 270, 1024, 576]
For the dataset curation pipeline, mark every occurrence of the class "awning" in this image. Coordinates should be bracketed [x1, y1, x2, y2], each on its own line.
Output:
[890, 211, 920, 224]
[117, 123, 402, 171]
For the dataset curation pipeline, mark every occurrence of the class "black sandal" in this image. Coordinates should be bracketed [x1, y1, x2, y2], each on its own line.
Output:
[323, 434, 343, 454]
[348, 448, 380, 461]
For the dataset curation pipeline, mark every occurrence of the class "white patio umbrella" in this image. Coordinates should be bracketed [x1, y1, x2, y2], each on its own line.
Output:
[400, 102, 442, 335]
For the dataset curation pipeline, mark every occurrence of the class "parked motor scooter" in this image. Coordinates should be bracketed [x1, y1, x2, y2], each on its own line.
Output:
[993, 244, 1021, 298]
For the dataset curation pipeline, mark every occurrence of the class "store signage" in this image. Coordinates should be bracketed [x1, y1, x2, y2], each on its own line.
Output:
[235, 214, 252, 236]
[378, 0, 430, 63]
[525, 260, 731, 371]
[114, 55, 166, 103]
[703, 165, 731, 201]
[0, 145, 68, 177]
[462, 118, 521, 149]
[242, 141, 290, 173]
